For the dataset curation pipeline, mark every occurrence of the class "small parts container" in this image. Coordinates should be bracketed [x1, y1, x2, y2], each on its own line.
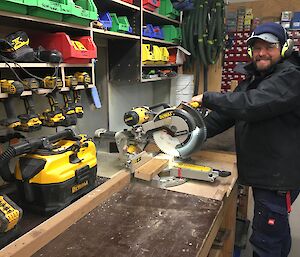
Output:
[143, 0, 160, 11]
[110, 13, 132, 34]
[158, 0, 179, 19]
[142, 44, 169, 64]
[121, 0, 134, 4]
[27, 0, 71, 21]
[162, 25, 182, 43]
[63, 0, 98, 26]
[0, 0, 29, 15]
[98, 12, 112, 30]
[143, 24, 164, 39]
[33, 32, 97, 63]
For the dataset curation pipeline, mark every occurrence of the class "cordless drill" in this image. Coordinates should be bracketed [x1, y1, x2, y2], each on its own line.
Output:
[0, 80, 24, 129]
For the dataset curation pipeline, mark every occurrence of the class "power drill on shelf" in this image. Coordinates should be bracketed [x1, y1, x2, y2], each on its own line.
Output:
[39, 76, 65, 127]
[0, 80, 24, 129]
[72, 72, 91, 119]
[16, 78, 42, 132]
[59, 75, 78, 126]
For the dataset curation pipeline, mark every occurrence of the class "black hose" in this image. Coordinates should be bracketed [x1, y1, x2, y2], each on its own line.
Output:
[0, 146, 17, 182]
[0, 129, 75, 182]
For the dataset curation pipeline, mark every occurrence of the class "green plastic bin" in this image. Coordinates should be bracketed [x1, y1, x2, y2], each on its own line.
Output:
[0, 0, 29, 14]
[27, 0, 70, 21]
[158, 0, 179, 19]
[110, 13, 130, 33]
[63, 0, 98, 26]
[162, 25, 181, 43]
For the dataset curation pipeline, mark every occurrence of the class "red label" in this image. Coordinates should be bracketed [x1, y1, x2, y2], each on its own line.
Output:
[178, 168, 182, 178]
[268, 218, 275, 225]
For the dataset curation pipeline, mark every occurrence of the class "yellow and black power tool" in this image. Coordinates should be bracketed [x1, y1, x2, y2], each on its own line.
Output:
[59, 75, 78, 126]
[0, 80, 24, 129]
[17, 79, 42, 132]
[0, 195, 23, 248]
[39, 76, 65, 127]
[0, 129, 97, 214]
[72, 72, 91, 119]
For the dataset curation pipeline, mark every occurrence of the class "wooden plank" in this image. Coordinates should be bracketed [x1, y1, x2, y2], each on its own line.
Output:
[219, 184, 238, 257]
[208, 248, 222, 257]
[0, 170, 130, 257]
[192, 150, 237, 164]
[134, 158, 168, 181]
[168, 153, 237, 201]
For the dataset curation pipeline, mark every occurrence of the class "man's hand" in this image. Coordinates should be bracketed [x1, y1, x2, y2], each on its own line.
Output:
[191, 94, 203, 103]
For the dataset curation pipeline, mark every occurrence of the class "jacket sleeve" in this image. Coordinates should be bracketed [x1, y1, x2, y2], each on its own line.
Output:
[202, 67, 300, 122]
[204, 111, 235, 138]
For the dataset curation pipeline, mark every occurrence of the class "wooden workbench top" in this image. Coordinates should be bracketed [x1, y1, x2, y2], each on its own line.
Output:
[33, 182, 222, 257]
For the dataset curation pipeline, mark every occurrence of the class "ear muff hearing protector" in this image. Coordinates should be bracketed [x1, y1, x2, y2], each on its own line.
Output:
[281, 38, 294, 58]
[247, 29, 294, 59]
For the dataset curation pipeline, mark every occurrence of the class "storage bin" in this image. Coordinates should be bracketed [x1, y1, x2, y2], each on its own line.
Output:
[143, 0, 160, 11]
[0, 0, 29, 15]
[158, 0, 179, 19]
[142, 44, 154, 64]
[32, 32, 97, 63]
[63, 0, 98, 26]
[27, 0, 70, 21]
[98, 12, 112, 30]
[110, 13, 132, 33]
[162, 25, 181, 43]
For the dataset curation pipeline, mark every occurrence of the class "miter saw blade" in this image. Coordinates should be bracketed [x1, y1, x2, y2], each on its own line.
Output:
[153, 103, 207, 158]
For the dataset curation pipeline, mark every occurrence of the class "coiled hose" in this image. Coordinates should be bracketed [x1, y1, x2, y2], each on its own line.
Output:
[182, 0, 225, 95]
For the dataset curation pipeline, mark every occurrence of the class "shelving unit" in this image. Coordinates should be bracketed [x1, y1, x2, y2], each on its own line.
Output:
[140, 6, 182, 82]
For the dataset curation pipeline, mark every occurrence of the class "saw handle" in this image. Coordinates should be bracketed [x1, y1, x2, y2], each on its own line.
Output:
[189, 101, 201, 108]
[149, 103, 170, 110]
[214, 169, 231, 177]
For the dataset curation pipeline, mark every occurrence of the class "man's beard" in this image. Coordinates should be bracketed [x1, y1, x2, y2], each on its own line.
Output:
[253, 58, 279, 73]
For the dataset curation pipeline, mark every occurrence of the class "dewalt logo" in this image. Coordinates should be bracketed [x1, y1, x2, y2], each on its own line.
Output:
[159, 111, 173, 120]
[72, 180, 89, 194]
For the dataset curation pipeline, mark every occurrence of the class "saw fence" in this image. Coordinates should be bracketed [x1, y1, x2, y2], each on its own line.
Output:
[0, 150, 238, 257]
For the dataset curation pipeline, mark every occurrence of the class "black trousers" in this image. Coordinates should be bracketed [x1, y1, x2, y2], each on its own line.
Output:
[250, 188, 299, 257]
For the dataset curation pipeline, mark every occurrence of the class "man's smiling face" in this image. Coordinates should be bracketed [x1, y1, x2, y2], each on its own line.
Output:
[252, 39, 282, 72]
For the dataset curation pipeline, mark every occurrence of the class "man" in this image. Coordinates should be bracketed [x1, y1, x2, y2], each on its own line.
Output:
[192, 22, 300, 257]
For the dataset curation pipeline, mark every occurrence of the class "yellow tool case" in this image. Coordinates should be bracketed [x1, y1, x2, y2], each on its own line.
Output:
[14, 135, 97, 214]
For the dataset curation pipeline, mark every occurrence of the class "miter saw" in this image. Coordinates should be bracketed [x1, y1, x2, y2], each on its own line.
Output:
[115, 102, 231, 186]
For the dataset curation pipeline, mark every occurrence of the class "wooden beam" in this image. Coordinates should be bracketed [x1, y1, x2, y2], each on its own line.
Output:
[134, 158, 168, 181]
[192, 150, 237, 164]
[0, 170, 130, 257]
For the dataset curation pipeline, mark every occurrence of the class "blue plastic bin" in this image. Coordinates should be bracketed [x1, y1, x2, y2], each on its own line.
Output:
[98, 12, 112, 30]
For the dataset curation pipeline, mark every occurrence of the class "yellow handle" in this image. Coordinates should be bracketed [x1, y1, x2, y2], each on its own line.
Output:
[189, 101, 200, 108]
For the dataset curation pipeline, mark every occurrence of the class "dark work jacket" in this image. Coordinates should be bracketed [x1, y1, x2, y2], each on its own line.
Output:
[203, 53, 300, 190]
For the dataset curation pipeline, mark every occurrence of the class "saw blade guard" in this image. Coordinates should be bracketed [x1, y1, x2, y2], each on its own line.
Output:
[152, 103, 207, 158]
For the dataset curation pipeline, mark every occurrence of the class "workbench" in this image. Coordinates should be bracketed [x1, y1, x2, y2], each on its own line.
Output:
[0, 150, 237, 257]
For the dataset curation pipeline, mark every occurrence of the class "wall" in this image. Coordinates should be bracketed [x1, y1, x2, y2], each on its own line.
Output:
[108, 80, 170, 132]
[227, 0, 300, 20]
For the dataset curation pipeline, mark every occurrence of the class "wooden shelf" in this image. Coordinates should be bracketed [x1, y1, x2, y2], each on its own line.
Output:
[142, 36, 177, 45]
[141, 76, 176, 82]
[0, 90, 32, 99]
[0, 11, 91, 32]
[142, 63, 180, 67]
[110, 0, 140, 10]
[60, 84, 94, 91]
[0, 63, 93, 69]
[92, 28, 140, 40]
[143, 9, 180, 25]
